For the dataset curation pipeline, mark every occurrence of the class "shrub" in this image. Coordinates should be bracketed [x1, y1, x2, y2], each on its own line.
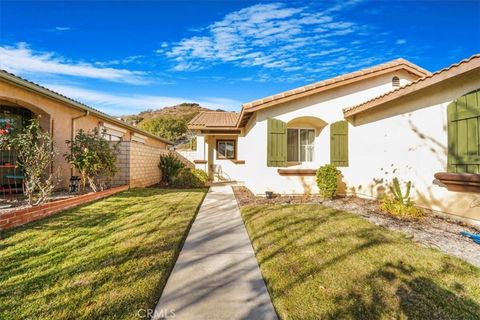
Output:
[64, 128, 118, 193]
[10, 119, 58, 205]
[159, 153, 185, 184]
[316, 164, 340, 199]
[380, 196, 424, 219]
[171, 168, 208, 188]
[380, 178, 424, 219]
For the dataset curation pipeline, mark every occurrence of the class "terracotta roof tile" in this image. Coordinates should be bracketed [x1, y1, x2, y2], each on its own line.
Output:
[241, 58, 429, 111]
[188, 111, 240, 128]
[343, 53, 480, 117]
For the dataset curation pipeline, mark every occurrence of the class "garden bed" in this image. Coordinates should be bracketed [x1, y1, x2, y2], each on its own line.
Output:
[0, 185, 128, 230]
[233, 186, 480, 267]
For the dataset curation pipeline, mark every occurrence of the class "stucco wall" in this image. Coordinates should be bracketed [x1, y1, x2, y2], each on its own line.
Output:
[193, 70, 480, 223]
[344, 72, 480, 222]
[194, 71, 418, 192]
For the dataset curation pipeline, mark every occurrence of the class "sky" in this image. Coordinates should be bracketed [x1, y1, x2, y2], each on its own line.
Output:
[0, 1, 479, 115]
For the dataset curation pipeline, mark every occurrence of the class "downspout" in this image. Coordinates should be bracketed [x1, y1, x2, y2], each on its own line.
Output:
[70, 110, 90, 176]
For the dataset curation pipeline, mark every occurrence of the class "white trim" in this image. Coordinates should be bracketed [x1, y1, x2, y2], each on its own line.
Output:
[287, 127, 315, 163]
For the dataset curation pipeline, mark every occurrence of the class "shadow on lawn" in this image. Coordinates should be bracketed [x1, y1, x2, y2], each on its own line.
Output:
[242, 204, 480, 320]
[327, 261, 480, 320]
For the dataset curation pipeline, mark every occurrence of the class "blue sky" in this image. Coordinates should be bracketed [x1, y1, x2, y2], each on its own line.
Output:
[0, 1, 479, 115]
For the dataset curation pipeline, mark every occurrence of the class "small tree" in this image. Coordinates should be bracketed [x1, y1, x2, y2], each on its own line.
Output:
[10, 119, 58, 206]
[65, 128, 118, 193]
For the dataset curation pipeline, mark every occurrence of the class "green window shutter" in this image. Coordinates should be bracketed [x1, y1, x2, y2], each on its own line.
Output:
[447, 89, 480, 173]
[267, 118, 287, 167]
[330, 120, 349, 167]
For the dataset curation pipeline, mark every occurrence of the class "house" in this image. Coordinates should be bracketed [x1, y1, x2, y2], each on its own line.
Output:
[188, 55, 480, 224]
[0, 70, 174, 190]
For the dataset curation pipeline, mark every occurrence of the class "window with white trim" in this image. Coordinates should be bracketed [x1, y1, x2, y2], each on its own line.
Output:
[287, 128, 314, 162]
[217, 140, 235, 159]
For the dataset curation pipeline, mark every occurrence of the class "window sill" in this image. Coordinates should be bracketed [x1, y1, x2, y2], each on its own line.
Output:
[277, 169, 317, 176]
[193, 160, 207, 164]
[434, 172, 480, 193]
[232, 160, 245, 164]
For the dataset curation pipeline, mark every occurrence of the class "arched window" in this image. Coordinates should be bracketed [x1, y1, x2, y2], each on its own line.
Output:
[392, 76, 400, 87]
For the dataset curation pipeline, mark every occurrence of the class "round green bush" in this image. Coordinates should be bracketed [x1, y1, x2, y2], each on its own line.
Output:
[316, 164, 340, 199]
[171, 168, 208, 188]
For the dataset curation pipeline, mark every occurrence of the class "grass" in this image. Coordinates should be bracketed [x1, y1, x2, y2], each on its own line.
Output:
[241, 204, 480, 320]
[0, 187, 207, 320]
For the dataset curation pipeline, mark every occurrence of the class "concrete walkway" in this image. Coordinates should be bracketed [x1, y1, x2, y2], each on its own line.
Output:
[154, 185, 277, 320]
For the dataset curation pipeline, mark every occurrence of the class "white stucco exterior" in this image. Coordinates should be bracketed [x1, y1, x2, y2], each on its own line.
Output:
[191, 67, 480, 224]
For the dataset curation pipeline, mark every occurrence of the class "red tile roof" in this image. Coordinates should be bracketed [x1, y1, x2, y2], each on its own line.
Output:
[343, 54, 480, 117]
[242, 58, 429, 112]
[188, 111, 240, 129]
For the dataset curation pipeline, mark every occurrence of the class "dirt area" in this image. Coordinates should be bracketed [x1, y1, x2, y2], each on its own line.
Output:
[233, 186, 480, 267]
[0, 191, 76, 215]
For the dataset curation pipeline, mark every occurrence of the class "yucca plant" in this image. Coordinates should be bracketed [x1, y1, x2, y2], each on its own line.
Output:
[159, 153, 185, 184]
[390, 177, 411, 205]
[381, 177, 423, 219]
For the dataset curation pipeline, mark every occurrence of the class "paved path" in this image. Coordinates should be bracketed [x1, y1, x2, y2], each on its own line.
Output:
[154, 185, 277, 320]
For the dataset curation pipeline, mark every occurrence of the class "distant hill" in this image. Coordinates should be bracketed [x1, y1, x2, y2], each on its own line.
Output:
[119, 103, 225, 126]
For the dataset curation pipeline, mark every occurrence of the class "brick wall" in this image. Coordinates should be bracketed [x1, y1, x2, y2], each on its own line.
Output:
[111, 141, 194, 188]
[112, 141, 131, 186]
[129, 142, 168, 187]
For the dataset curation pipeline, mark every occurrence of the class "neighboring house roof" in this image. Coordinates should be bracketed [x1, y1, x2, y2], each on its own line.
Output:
[0, 70, 173, 145]
[343, 53, 480, 117]
[188, 111, 240, 129]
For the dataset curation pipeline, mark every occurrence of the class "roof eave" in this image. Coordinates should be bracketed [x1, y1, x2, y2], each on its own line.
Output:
[241, 64, 428, 114]
[343, 54, 480, 118]
[0, 71, 174, 145]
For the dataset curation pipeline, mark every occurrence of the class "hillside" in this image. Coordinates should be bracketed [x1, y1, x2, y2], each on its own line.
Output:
[119, 103, 224, 126]
[118, 103, 226, 144]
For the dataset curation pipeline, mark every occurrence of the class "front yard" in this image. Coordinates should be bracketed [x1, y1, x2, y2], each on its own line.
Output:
[0, 188, 207, 320]
[241, 204, 480, 319]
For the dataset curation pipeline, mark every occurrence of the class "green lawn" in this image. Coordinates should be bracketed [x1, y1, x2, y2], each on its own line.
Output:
[0, 188, 206, 320]
[241, 204, 480, 320]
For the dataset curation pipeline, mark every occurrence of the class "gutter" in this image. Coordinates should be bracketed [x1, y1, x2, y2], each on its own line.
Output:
[71, 110, 90, 141]
[70, 110, 90, 176]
